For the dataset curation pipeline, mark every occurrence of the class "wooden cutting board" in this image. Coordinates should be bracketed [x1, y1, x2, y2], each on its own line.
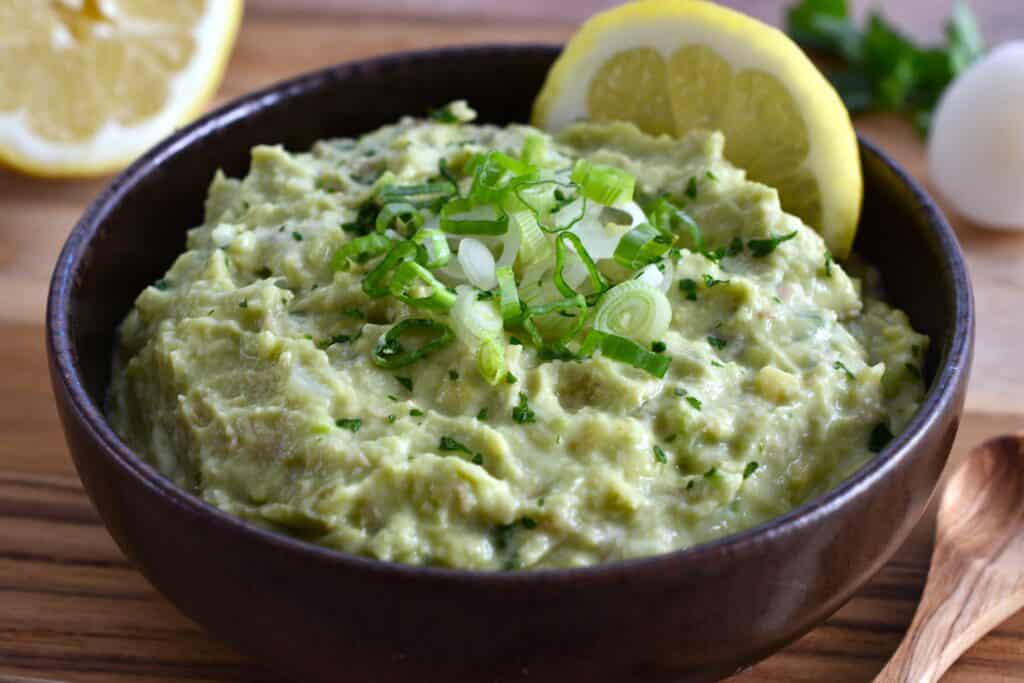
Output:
[2, 2, 1022, 681]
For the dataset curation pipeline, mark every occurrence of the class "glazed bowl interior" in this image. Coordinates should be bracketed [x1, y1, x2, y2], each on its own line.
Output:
[48, 45, 972, 683]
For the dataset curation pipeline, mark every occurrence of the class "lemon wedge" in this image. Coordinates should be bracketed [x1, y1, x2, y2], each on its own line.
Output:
[532, 0, 862, 258]
[0, 0, 242, 178]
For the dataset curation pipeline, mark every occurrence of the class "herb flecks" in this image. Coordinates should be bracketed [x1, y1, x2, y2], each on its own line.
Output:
[679, 278, 699, 301]
[335, 418, 361, 432]
[512, 392, 537, 424]
[707, 335, 728, 350]
[428, 105, 459, 124]
[439, 435, 471, 453]
[743, 461, 760, 479]
[834, 360, 856, 379]
[748, 231, 797, 257]
[653, 445, 668, 464]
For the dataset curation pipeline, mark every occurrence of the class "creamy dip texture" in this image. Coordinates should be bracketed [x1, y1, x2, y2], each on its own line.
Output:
[108, 103, 928, 570]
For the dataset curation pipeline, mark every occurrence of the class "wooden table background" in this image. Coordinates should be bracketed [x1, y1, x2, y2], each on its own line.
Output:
[2, 1, 1023, 680]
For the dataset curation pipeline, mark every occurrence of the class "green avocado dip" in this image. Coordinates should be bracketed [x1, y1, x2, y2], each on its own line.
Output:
[108, 101, 928, 570]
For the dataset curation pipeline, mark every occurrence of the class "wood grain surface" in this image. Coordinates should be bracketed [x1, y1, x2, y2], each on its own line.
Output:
[1, 1, 1023, 681]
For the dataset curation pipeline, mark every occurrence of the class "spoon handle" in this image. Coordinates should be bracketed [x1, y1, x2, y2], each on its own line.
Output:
[872, 562, 1022, 683]
[874, 434, 1024, 683]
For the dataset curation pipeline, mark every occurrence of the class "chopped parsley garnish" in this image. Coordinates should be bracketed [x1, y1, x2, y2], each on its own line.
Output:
[239, 299, 249, 309]
[428, 105, 459, 123]
[509, 337, 523, 346]
[335, 418, 361, 432]
[387, 394, 398, 402]
[704, 467, 719, 479]
[685, 396, 702, 411]
[538, 497, 545, 508]
[520, 517, 537, 530]
[707, 335, 728, 350]
[410, 408, 424, 417]
[476, 289, 495, 301]
[476, 407, 489, 421]
[727, 236, 744, 257]
[834, 360, 856, 379]
[705, 170, 717, 181]
[153, 278, 170, 291]
[395, 376, 414, 391]
[703, 274, 729, 288]
[512, 392, 536, 424]
[439, 435, 471, 453]
[673, 387, 687, 397]
[505, 372, 518, 384]
[748, 231, 797, 257]
[743, 461, 760, 479]
[292, 231, 304, 242]
[342, 308, 365, 319]
[710, 360, 725, 368]
[868, 422, 895, 453]
[651, 341, 667, 353]
[653, 445, 668, 464]
[471, 453, 484, 465]
[386, 414, 396, 423]
[824, 250, 834, 277]
[448, 369, 460, 380]
[685, 176, 699, 200]
[679, 278, 699, 301]
[906, 363, 922, 378]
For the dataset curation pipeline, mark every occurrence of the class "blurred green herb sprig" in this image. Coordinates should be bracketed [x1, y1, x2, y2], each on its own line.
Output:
[785, 0, 984, 134]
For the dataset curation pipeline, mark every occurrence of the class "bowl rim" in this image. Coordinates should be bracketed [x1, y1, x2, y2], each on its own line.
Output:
[47, 44, 974, 584]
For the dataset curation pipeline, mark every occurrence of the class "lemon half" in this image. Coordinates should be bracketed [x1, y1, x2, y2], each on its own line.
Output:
[0, 0, 242, 178]
[532, 0, 862, 258]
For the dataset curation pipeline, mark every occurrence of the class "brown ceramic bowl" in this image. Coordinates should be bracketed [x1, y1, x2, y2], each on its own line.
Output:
[47, 46, 973, 682]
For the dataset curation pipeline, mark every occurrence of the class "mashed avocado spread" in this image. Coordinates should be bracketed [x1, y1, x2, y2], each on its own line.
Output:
[108, 102, 927, 570]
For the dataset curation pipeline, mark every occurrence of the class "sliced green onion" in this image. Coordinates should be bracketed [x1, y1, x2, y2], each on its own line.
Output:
[451, 286, 506, 384]
[522, 294, 588, 347]
[440, 197, 509, 235]
[646, 196, 703, 251]
[378, 181, 455, 209]
[578, 330, 671, 378]
[412, 228, 450, 268]
[554, 232, 609, 301]
[330, 233, 393, 271]
[388, 261, 456, 310]
[375, 202, 424, 236]
[613, 222, 676, 270]
[571, 159, 636, 206]
[452, 287, 503, 343]
[513, 180, 587, 233]
[509, 208, 552, 267]
[496, 266, 522, 323]
[592, 279, 672, 344]
[520, 133, 547, 167]
[372, 318, 454, 368]
[476, 336, 506, 386]
[467, 150, 536, 205]
[362, 241, 417, 297]
[438, 158, 461, 198]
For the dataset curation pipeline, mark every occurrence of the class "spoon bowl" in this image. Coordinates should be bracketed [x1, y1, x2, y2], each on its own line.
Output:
[875, 433, 1024, 682]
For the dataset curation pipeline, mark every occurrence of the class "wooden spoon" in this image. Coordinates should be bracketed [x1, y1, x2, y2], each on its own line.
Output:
[874, 433, 1024, 682]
